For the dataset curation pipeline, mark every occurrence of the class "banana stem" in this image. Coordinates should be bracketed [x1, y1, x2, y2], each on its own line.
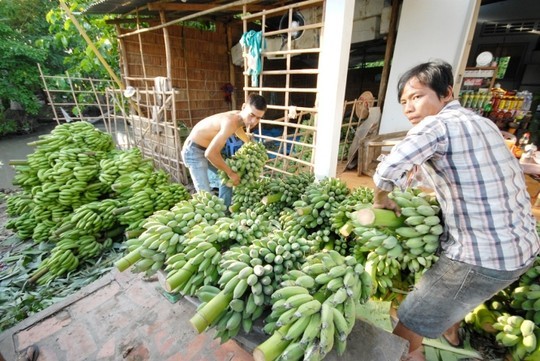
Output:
[262, 193, 282, 205]
[296, 206, 313, 216]
[339, 222, 354, 237]
[165, 263, 197, 292]
[8, 160, 29, 166]
[114, 249, 142, 272]
[253, 324, 292, 361]
[28, 267, 49, 284]
[113, 206, 131, 215]
[125, 229, 144, 239]
[189, 290, 233, 333]
[350, 208, 404, 228]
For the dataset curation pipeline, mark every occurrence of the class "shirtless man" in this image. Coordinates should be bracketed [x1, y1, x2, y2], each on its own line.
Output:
[181, 93, 267, 206]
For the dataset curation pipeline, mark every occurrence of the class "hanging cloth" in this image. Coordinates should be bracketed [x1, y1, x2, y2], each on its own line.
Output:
[239, 30, 265, 87]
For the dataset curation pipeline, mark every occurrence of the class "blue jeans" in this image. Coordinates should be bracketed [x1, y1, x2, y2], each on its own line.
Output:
[181, 140, 232, 207]
[397, 254, 530, 338]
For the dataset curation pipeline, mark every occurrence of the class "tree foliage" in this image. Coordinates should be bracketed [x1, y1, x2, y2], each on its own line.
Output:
[0, 0, 118, 115]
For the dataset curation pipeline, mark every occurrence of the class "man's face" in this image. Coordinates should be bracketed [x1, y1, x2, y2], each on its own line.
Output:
[244, 105, 265, 130]
[399, 77, 449, 126]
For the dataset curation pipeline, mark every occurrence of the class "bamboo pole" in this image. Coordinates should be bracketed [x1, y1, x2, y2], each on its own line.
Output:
[226, 23, 237, 110]
[160, 10, 172, 81]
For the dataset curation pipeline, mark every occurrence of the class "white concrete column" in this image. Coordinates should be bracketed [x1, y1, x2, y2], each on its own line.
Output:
[313, 0, 356, 180]
[379, 0, 481, 134]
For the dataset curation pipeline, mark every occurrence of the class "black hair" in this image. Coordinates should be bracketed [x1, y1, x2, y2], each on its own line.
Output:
[247, 93, 267, 111]
[397, 60, 454, 101]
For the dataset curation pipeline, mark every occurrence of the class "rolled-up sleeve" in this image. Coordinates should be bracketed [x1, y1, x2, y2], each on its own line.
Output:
[373, 119, 447, 191]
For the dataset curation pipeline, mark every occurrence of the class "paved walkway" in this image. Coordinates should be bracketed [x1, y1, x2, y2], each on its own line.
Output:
[0, 268, 407, 361]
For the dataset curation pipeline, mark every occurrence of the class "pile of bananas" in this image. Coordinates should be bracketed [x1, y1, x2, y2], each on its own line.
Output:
[262, 172, 315, 206]
[292, 177, 350, 229]
[219, 141, 268, 187]
[331, 186, 374, 236]
[230, 178, 269, 213]
[511, 282, 540, 326]
[492, 314, 539, 360]
[190, 229, 311, 342]
[115, 192, 226, 276]
[164, 216, 252, 295]
[255, 250, 372, 361]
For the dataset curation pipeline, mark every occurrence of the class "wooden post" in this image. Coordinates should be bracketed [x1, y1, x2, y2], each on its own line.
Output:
[377, 0, 400, 111]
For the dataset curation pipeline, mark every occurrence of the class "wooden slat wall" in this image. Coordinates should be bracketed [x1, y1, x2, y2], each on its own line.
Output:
[119, 21, 234, 128]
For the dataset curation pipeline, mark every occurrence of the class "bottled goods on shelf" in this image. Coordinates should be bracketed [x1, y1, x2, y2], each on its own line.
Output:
[458, 89, 534, 132]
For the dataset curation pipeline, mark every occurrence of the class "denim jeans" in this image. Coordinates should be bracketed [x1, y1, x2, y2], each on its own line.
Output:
[181, 140, 232, 207]
[397, 254, 530, 338]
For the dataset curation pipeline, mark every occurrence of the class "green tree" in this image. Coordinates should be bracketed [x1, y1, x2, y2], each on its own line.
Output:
[0, 0, 53, 114]
[45, 0, 119, 80]
[0, 0, 118, 117]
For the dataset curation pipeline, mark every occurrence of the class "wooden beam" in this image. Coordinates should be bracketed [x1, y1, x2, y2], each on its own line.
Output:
[377, 0, 400, 111]
[147, 3, 267, 12]
[118, 0, 260, 38]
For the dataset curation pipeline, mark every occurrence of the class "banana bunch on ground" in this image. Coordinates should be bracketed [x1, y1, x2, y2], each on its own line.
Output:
[98, 148, 154, 186]
[492, 314, 539, 360]
[115, 192, 226, 276]
[164, 216, 252, 295]
[262, 172, 315, 206]
[293, 177, 350, 230]
[190, 230, 311, 342]
[331, 186, 374, 235]
[219, 141, 268, 187]
[5, 212, 37, 240]
[464, 302, 500, 334]
[254, 250, 372, 361]
[30, 248, 80, 285]
[53, 199, 121, 237]
[510, 283, 540, 325]
[30, 233, 115, 285]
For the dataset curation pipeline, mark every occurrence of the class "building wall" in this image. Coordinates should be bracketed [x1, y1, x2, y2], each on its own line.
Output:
[119, 22, 236, 127]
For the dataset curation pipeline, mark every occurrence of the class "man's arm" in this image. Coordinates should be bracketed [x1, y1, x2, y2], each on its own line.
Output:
[205, 117, 240, 186]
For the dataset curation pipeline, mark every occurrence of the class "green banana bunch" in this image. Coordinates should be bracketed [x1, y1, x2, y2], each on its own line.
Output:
[262, 172, 315, 207]
[219, 141, 268, 187]
[164, 218, 250, 295]
[115, 192, 226, 275]
[260, 250, 371, 360]
[511, 283, 540, 325]
[230, 178, 269, 213]
[493, 313, 538, 359]
[464, 302, 500, 334]
[331, 186, 374, 234]
[293, 177, 350, 230]
[30, 248, 80, 285]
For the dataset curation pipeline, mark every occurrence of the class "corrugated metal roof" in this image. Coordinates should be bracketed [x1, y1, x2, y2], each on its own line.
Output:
[85, 0, 152, 14]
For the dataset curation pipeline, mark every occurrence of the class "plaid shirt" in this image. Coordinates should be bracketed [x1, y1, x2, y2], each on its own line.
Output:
[374, 100, 540, 270]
